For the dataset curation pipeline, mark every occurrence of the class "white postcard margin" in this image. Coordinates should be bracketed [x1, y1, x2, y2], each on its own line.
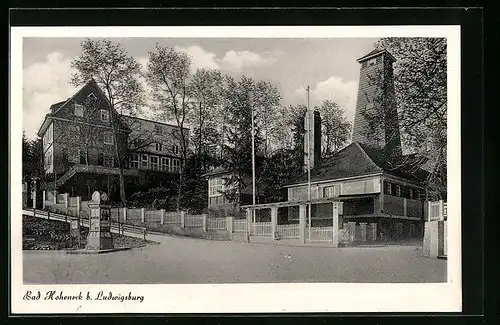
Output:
[10, 25, 461, 314]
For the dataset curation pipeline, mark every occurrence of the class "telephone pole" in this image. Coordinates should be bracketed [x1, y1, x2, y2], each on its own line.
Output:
[306, 86, 312, 243]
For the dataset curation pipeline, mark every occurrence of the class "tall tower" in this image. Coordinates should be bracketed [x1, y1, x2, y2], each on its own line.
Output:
[352, 49, 402, 157]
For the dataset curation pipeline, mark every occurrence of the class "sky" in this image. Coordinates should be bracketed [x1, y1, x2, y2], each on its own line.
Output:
[22, 37, 379, 139]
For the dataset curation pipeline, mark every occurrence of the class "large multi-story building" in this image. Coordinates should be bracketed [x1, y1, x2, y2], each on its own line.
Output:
[37, 79, 187, 200]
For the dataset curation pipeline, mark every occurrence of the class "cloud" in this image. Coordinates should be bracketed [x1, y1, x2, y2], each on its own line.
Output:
[221, 50, 277, 71]
[23, 52, 78, 139]
[296, 76, 359, 123]
[175, 45, 220, 71]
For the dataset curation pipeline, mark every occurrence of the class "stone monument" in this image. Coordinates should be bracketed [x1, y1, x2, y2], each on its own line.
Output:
[85, 191, 114, 250]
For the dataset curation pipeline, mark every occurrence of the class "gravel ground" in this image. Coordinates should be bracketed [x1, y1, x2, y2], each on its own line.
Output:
[23, 234, 446, 284]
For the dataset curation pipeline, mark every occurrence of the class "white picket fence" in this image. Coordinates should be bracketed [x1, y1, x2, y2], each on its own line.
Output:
[233, 219, 248, 233]
[251, 222, 272, 236]
[276, 224, 300, 239]
[207, 217, 226, 231]
[145, 209, 162, 223]
[164, 212, 181, 224]
[306, 226, 334, 243]
[185, 214, 204, 228]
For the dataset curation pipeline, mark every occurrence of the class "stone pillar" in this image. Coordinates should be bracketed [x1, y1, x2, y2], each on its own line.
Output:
[86, 191, 113, 251]
[332, 202, 340, 247]
[360, 222, 367, 242]
[299, 204, 306, 244]
[202, 214, 208, 232]
[32, 191, 37, 209]
[42, 191, 46, 209]
[123, 207, 127, 222]
[160, 209, 165, 225]
[439, 200, 445, 221]
[246, 208, 252, 236]
[141, 208, 145, 223]
[180, 211, 185, 228]
[271, 207, 278, 240]
[370, 222, 377, 241]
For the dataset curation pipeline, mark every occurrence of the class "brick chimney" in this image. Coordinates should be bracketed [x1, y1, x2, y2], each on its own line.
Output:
[304, 110, 322, 171]
[352, 48, 402, 157]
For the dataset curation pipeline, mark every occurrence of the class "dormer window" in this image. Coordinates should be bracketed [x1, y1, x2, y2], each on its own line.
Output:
[100, 109, 110, 123]
[368, 58, 376, 66]
[104, 132, 114, 145]
[155, 142, 162, 152]
[74, 103, 84, 117]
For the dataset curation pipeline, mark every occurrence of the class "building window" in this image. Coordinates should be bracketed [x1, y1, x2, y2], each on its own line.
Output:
[160, 157, 170, 171]
[395, 185, 401, 197]
[155, 142, 162, 152]
[129, 154, 139, 169]
[172, 145, 179, 155]
[100, 109, 110, 123]
[141, 154, 149, 169]
[209, 177, 224, 197]
[384, 181, 392, 195]
[172, 158, 180, 172]
[88, 92, 97, 100]
[74, 103, 84, 117]
[368, 58, 376, 66]
[103, 154, 114, 167]
[323, 184, 341, 198]
[104, 132, 114, 145]
[150, 155, 159, 171]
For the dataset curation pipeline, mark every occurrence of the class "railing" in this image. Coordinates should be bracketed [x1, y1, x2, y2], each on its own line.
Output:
[307, 226, 334, 243]
[145, 209, 162, 223]
[185, 214, 204, 228]
[276, 224, 300, 239]
[207, 217, 226, 231]
[233, 219, 247, 233]
[251, 222, 272, 236]
[164, 212, 181, 224]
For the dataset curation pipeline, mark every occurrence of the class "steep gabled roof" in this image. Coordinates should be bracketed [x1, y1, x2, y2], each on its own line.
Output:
[285, 141, 428, 187]
[356, 48, 396, 63]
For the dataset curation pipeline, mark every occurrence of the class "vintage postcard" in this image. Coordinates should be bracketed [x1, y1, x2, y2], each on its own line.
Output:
[10, 25, 461, 314]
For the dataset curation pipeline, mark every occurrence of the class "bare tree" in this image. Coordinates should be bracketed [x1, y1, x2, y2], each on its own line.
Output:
[71, 39, 144, 207]
[315, 100, 352, 157]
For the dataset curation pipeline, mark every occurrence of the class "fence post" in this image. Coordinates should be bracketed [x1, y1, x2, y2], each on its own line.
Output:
[180, 211, 185, 228]
[42, 191, 46, 209]
[299, 204, 306, 244]
[64, 193, 69, 208]
[141, 208, 145, 223]
[160, 209, 165, 225]
[439, 200, 444, 221]
[76, 196, 81, 218]
[123, 207, 127, 222]
[332, 202, 340, 247]
[202, 214, 207, 232]
[271, 207, 277, 240]
[427, 201, 431, 222]
[226, 215, 233, 234]
[32, 190, 37, 209]
[53, 190, 57, 204]
[360, 222, 367, 242]
[246, 208, 252, 240]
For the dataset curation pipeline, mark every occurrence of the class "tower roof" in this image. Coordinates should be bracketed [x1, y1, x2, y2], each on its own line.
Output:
[356, 48, 396, 63]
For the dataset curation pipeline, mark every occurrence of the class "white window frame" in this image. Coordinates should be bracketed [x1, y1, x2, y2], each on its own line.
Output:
[160, 157, 170, 171]
[88, 92, 97, 100]
[100, 109, 110, 123]
[150, 155, 159, 171]
[129, 154, 139, 169]
[385, 181, 392, 195]
[104, 132, 114, 145]
[141, 154, 149, 169]
[74, 103, 84, 117]
[395, 185, 401, 197]
[322, 184, 342, 198]
[172, 158, 180, 172]
[172, 145, 179, 155]
[155, 142, 162, 152]
[103, 154, 114, 167]
[209, 177, 224, 197]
